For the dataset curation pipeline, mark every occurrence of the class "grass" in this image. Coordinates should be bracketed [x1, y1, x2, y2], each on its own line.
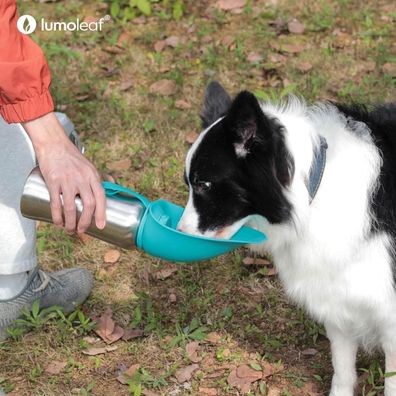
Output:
[1, 0, 395, 394]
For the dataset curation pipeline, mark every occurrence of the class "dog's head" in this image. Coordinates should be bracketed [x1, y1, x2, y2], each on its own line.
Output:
[178, 82, 294, 238]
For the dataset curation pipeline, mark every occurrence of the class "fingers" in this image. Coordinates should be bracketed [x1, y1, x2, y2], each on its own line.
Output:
[77, 186, 96, 233]
[90, 174, 106, 230]
[48, 184, 63, 227]
[62, 185, 77, 234]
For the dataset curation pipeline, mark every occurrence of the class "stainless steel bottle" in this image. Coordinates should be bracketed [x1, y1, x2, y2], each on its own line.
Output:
[20, 167, 146, 249]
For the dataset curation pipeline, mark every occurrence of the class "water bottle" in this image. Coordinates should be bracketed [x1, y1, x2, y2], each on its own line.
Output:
[20, 167, 145, 249]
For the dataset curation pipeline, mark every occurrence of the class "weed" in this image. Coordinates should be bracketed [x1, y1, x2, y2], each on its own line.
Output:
[168, 317, 208, 348]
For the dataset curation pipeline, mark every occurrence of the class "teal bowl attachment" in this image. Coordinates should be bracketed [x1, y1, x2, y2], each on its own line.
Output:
[102, 182, 267, 262]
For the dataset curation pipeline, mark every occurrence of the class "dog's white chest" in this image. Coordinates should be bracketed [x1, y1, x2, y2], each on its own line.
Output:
[270, 234, 396, 344]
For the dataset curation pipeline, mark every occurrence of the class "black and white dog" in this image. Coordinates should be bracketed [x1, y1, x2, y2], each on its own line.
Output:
[178, 81, 396, 396]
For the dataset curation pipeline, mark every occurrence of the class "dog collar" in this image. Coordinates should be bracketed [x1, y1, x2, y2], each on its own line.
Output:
[307, 135, 328, 203]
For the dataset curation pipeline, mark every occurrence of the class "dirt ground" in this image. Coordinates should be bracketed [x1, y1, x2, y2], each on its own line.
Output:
[0, 0, 395, 395]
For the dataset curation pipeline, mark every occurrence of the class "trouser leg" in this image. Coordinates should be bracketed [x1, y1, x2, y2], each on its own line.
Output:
[0, 116, 37, 298]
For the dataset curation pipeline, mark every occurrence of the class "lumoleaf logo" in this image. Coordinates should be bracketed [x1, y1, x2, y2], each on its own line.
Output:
[17, 15, 37, 34]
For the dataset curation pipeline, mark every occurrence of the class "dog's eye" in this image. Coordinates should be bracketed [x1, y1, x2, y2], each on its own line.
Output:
[195, 181, 212, 192]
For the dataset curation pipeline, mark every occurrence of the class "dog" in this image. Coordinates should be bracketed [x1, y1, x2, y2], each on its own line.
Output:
[178, 81, 396, 396]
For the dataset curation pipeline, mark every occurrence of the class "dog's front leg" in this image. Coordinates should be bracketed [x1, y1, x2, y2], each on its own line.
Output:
[326, 323, 358, 396]
[384, 350, 396, 396]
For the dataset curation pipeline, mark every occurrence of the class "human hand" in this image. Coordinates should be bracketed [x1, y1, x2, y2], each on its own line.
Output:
[23, 112, 106, 234]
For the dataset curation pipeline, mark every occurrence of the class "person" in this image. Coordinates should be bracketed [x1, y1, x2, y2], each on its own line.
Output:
[0, 0, 107, 340]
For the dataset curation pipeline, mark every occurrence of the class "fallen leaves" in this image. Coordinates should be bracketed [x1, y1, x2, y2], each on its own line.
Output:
[217, 0, 246, 11]
[281, 43, 305, 54]
[301, 348, 318, 356]
[227, 364, 262, 394]
[297, 61, 313, 73]
[175, 363, 199, 383]
[383, 63, 396, 77]
[94, 308, 124, 344]
[175, 99, 191, 110]
[247, 51, 262, 63]
[44, 361, 67, 375]
[104, 249, 121, 263]
[206, 332, 222, 344]
[119, 79, 134, 91]
[154, 36, 183, 52]
[185, 131, 199, 144]
[82, 345, 118, 356]
[198, 388, 217, 395]
[122, 328, 144, 341]
[287, 19, 305, 34]
[117, 363, 140, 384]
[186, 341, 201, 363]
[149, 79, 177, 96]
[107, 158, 131, 171]
[154, 264, 178, 280]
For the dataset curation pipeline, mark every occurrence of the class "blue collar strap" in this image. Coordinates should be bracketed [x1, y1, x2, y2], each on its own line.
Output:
[307, 135, 328, 203]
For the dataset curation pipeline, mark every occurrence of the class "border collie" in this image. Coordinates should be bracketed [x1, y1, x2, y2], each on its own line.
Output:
[178, 81, 396, 396]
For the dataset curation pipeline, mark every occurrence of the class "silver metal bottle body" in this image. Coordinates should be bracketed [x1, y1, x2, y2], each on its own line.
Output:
[20, 167, 145, 249]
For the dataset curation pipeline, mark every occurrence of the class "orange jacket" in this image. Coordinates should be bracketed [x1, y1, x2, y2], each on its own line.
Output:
[0, 0, 54, 123]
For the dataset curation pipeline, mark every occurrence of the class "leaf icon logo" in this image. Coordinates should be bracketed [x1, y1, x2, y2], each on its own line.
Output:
[17, 15, 37, 35]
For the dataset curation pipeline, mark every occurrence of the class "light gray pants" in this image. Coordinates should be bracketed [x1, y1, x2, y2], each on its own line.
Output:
[0, 116, 37, 275]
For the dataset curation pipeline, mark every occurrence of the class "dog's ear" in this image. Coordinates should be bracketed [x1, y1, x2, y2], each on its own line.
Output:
[226, 91, 267, 158]
[201, 81, 232, 128]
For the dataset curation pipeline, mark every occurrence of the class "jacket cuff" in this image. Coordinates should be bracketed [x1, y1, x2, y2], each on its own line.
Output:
[0, 89, 54, 123]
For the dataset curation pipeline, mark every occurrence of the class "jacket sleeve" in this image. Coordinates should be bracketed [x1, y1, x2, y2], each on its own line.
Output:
[0, 0, 54, 123]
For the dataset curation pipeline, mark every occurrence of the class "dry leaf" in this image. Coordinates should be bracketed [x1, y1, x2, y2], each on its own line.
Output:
[236, 365, 263, 380]
[82, 345, 118, 356]
[288, 19, 305, 34]
[104, 324, 124, 344]
[120, 80, 134, 91]
[154, 40, 166, 52]
[155, 264, 178, 280]
[95, 308, 115, 341]
[116, 32, 130, 47]
[78, 233, 92, 244]
[261, 361, 277, 378]
[206, 332, 222, 343]
[165, 36, 180, 47]
[221, 35, 235, 48]
[186, 132, 199, 144]
[83, 336, 98, 344]
[76, 94, 91, 102]
[175, 364, 199, 383]
[104, 250, 121, 263]
[45, 361, 67, 375]
[297, 62, 313, 73]
[175, 99, 191, 110]
[228, 364, 263, 394]
[198, 388, 217, 395]
[107, 158, 131, 171]
[267, 388, 282, 396]
[122, 328, 144, 341]
[301, 348, 318, 356]
[103, 46, 124, 54]
[282, 43, 305, 53]
[143, 391, 160, 396]
[383, 63, 396, 77]
[117, 363, 140, 384]
[149, 79, 177, 96]
[263, 267, 278, 276]
[242, 257, 271, 266]
[217, 0, 246, 11]
[186, 341, 201, 363]
[247, 52, 262, 63]
[169, 293, 177, 303]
